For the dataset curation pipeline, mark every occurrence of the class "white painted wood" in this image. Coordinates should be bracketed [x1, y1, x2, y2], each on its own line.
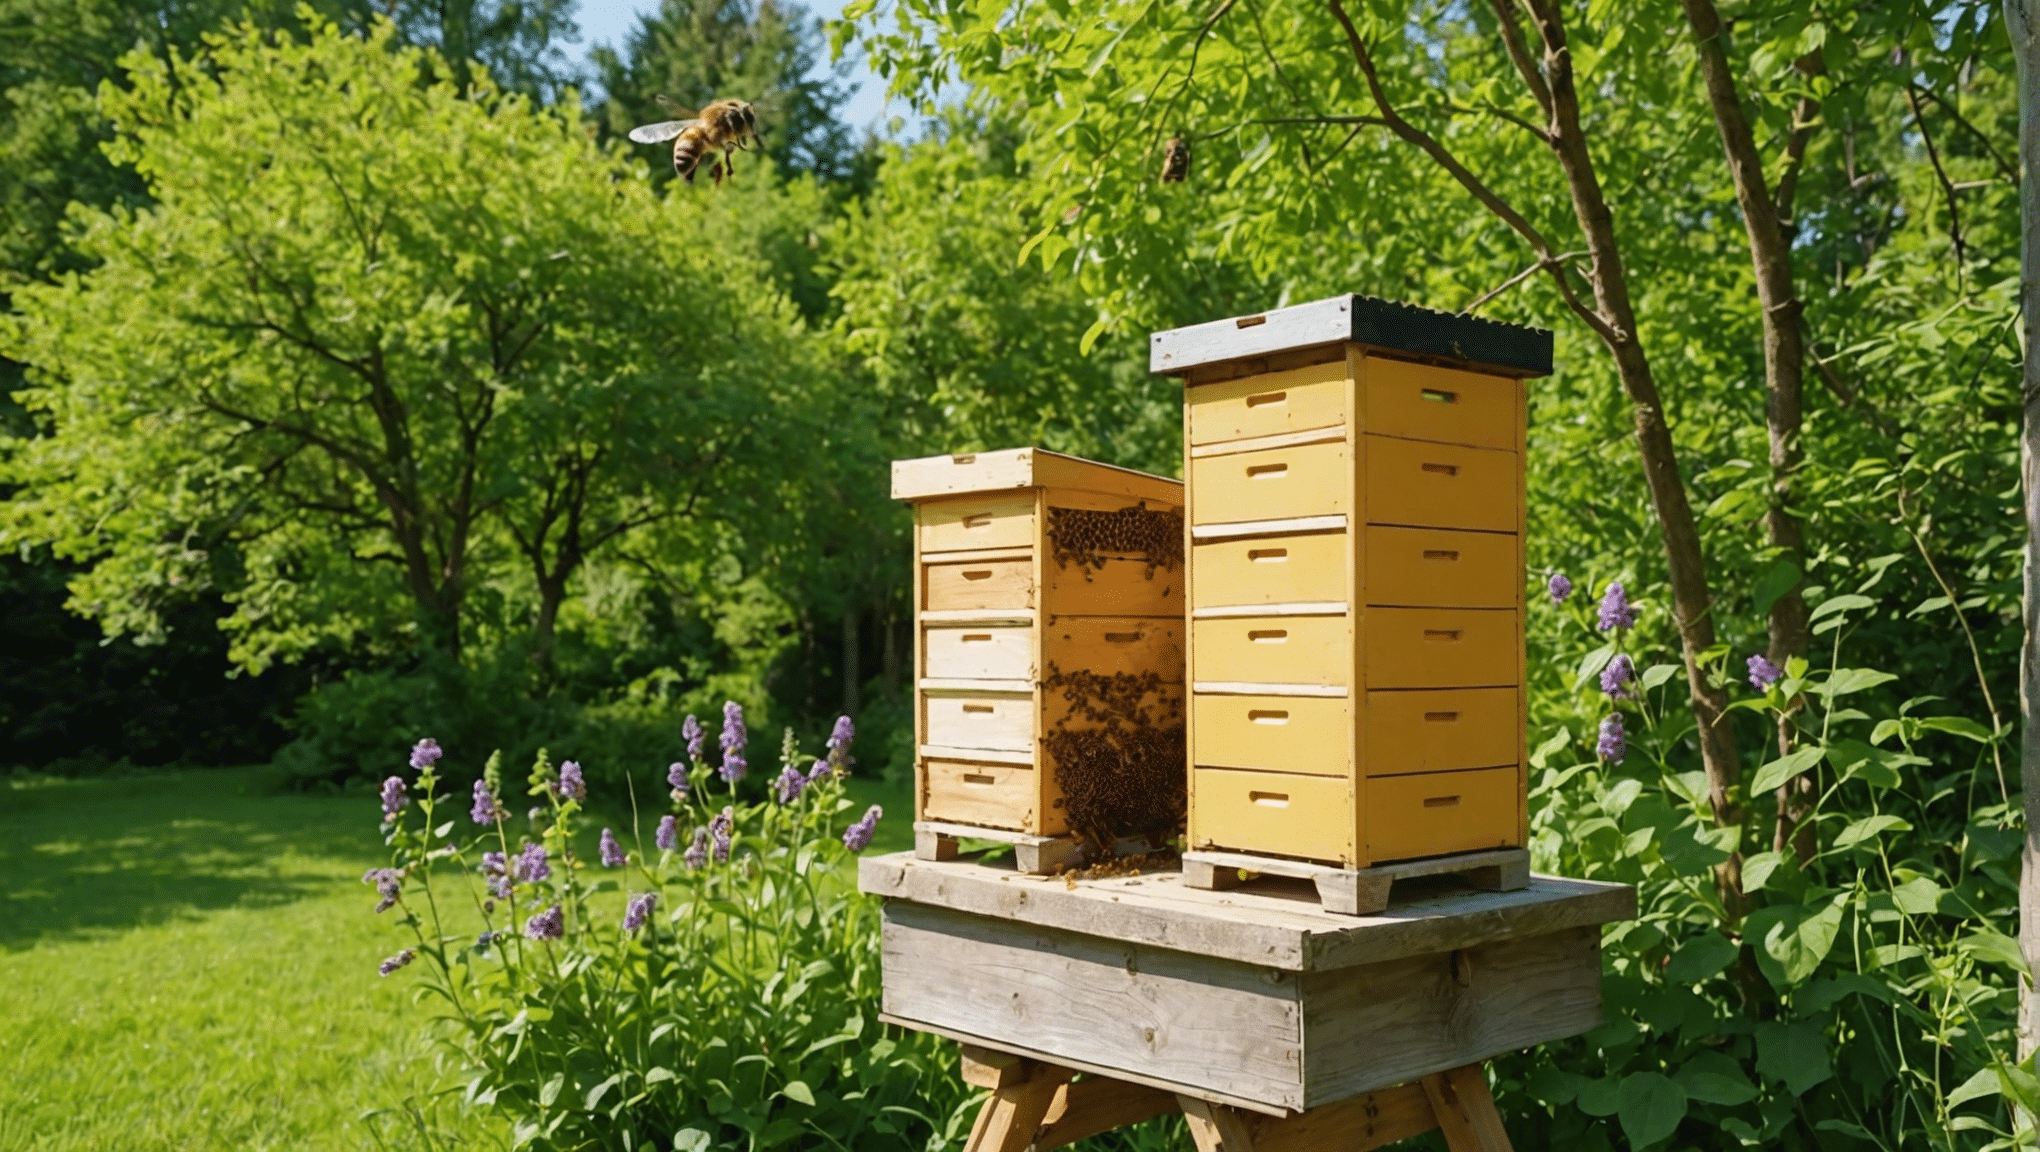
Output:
[921, 744, 1034, 766]
[1193, 682, 1350, 698]
[923, 693, 1035, 754]
[892, 447, 1183, 503]
[1151, 297, 1356, 376]
[1189, 426, 1348, 459]
[924, 624, 1034, 680]
[919, 608, 1037, 625]
[1182, 849, 1532, 916]
[1192, 603, 1350, 619]
[1192, 516, 1348, 541]
[921, 677, 1034, 693]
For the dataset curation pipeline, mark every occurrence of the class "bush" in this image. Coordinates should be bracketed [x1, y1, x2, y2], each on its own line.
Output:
[363, 715, 973, 1150]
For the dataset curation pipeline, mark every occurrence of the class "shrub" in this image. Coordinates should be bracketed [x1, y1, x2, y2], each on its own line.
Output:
[363, 713, 973, 1150]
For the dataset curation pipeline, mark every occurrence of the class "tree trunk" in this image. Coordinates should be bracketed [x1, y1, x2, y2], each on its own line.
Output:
[1678, 0, 1816, 863]
[2006, 0, 2040, 1067]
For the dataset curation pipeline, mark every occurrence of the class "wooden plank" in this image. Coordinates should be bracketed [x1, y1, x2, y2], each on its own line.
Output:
[857, 852, 1636, 973]
[1190, 440, 1348, 527]
[1043, 553, 1183, 619]
[1192, 603, 1348, 619]
[921, 745, 1033, 767]
[1030, 451, 1183, 507]
[920, 493, 1037, 553]
[1193, 616, 1348, 688]
[1363, 357, 1519, 451]
[924, 624, 1035, 680]
[1186, 359, 1349, 446]
[1189, 425, 1348, 458]
[1032, 1077, 1178, 1151]
[1299, 925, 1602, 1105]
[1366, 688, 1519, 777]
[1252, 1081, 1438, 1152]
[1423, 1065, 1514, 1151]
[1193, 531, 1347, 609]
[960, 1044, 1030, 1089]
[921, 677, 1033, 693]
[1513, 376, 1530, 850]
[1149, 295, 1554, 378]
[1366, 767, 1520, 862]
[920, 608, 1036, 625]
[1190, 768, 1356, 864]
[914, 545, 1034, 565]
[924, 691, 1035, 753]
[881, 902, 1308, 1111]
[1362, 526, 1517, 609]
[892, 447, 1180, 504]
[1364, 437, 1515, 533]
[1040, 617, 1185, 682]
[1151, 297, 1355, 375]
[923, 760, 1038, 832]
[1348, 348, 1371, 870]
[925, 558, 1035, 613]
[1194, 693, 1352, 778]
[966, 1066, 1072, 1152]
[1180, 1096, 1260, 1152]
[1364, 609, 1518, 690]
[1191, 515, 1348, 542]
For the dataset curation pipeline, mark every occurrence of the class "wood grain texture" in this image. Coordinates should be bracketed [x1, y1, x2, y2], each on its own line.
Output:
[922, 759, 1038, 832]
[1364, 357, 1519, 451]
[1367, 767, 1520, 861]
[1179, 1096, 1260, 1152]
[1187, 359, 1349, 446]
[1032, 1077, 1179, 1151]
[1189, 425, 1348, 459]
[1190, 768, 1356, 863]
[1363, 437, 1516, 533]
[1193, 693, 1352, 778]
[1193, 531, 1348, 609]
[858, 852, 1634, 973]
[1191, 440, 1349, 527]
[924, 624, 1035, 680]
[1365, 688, 1518, 777]
[1299, 925, 1603, 1104]
[1251, 1082, 1438, 1152]
[1042, 554, 1182, 618]
[1362, 526, 1518, 609]
[924, 691, 1035, 753]
[921, 493, 1037, 553]
[1364, 608, 1518, 690]
[1191, 514, 1349, 542]
[925, 558, 1035, 613]
[965, 1066, 1072, 1152]
[882, 902, 1308, 1111]
[1422, 1065, 1513, 1151]
[892, 447, 1180, 505]
[1040, 617, 1185, 682]
[1193, 615, 1348, 688]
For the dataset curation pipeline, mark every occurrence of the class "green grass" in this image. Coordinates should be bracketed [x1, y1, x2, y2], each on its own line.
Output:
[1, 765, 915, 1150]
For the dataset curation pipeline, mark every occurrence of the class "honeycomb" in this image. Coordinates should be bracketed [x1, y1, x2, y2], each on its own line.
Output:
[1041, 664, 1187, 852]
[1046, 502, 1184, 581]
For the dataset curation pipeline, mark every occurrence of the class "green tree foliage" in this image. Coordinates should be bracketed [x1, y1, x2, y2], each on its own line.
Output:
[1, 19, 811, 677]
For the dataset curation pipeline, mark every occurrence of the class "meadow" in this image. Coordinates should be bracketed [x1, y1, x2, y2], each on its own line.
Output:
[1, 766, 913, 1150]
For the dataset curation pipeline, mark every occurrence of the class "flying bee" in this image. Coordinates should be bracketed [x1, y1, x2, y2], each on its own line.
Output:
[628, 96, 760, 185]
[1159, 135, 1190, 183]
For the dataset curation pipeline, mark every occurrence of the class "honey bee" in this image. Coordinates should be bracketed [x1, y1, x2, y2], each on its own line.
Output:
[629, 96, 760, 185]
[1159, 135, 1190, 183]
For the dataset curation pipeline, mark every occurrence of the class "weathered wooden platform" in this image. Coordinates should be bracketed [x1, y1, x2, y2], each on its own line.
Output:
[861, 851, 1634, 1117]
[1180, 846, 1532, 915]
[913, 819, 1159, 875]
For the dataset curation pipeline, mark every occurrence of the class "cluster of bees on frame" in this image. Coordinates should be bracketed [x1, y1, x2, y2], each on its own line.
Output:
[629, 96, 761, 185]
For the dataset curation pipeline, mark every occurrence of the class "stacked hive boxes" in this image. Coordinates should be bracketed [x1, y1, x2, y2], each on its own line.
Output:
[1153, 295, 1553, 870]
[892, 448, 1186, 852]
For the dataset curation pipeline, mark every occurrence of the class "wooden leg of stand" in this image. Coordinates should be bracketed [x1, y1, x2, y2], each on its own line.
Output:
[962, 1062, 1072, 1152]
[1178, 1094, 1258, 1152]
[1030, 1078, 1178, 1152]
[1421, 1064, 1512, 1152]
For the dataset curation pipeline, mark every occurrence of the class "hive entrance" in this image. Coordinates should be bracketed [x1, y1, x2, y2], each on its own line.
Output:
[1046, 502, 1184, 581]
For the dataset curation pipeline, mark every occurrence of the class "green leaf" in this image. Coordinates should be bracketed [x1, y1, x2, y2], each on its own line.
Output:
[1749, 746, 1824, 794]
[1890, 876, 1942, 915]
[1957, 930, 2030, 974]
[1746, 895, 1846, 986]
[1916, 715, 1993, 742]
[1575, 1075, 1621, 1117]
[1674, 1052, 1758, 1106]
[672, 1130, 712, 1152]
[1664, 931, 1739, 983]
[539, 1073, 564, 1108]
[1574, 642, 1615, 689]
[1529, 727, 1572, 770]
[586, 1073, 623, 1111]
[1078, 316, 1108, 356]
[1809, 593, 1875, 622]
[781, 1079, 816, 1106]
[1641, 662, 1680, 691]
[1616, 1072, 1687, 1147]
[1751, 559, 1801, 619]
[1817, 669, 1897, 698]
[1833, 814, 1910, 849]
[1742, 849, 1786, 892]
[1947, 1067, 2000, 1107]
[1755, 1019, 1832, 1094]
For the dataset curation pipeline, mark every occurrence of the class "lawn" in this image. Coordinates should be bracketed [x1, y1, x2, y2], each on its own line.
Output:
[2, 766, 914, 1150]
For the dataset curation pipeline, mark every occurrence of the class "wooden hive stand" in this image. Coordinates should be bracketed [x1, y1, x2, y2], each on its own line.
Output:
[892, 448, 1186, 873]
[1151, 295, 1556, 914]
[862, 852, 1636, 1150]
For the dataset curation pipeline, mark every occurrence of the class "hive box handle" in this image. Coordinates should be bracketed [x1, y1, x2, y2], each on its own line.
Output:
[1248, 710, 1290, 724]
[963, 773, 996, 786]
[1236, 314, 1267, 329]
[1421, 549, 1460, 562]
[1248, 629, 1289, 643]
[1104, 632, 1142, 643]
[1422, 795, 1462, 808]
[1421, 388, 1458, 404]
[962, 569, 993, 581]
[961, 633, 994, 643]
[1422, 629, 1462, 642]
[1245, 462, 1288, 479]
[951, 453, 977, 464]
[961, 704, 995, 715]
[1248, 548, 1288, 563]
[1421, 462, 1459, 477]
[963, 513, 994, 528]
[1245, 390, 1287, 408]
[1250, 791, 1289, 807]
[1424, 711, 1461, 723]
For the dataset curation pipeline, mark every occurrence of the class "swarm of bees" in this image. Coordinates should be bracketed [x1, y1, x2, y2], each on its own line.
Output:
[1159, 134, 1191, 183]
[629, 96, 759, 186]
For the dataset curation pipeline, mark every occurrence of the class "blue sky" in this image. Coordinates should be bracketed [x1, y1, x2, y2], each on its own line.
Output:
[568, 0, 900, 133]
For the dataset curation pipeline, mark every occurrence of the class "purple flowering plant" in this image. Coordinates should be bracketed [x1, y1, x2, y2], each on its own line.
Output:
[360, 713, 944, 1149]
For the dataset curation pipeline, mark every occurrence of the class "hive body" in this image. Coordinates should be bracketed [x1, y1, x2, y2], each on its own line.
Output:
[892, 448, 1187, 846]
[1155, 296, 1552, 869]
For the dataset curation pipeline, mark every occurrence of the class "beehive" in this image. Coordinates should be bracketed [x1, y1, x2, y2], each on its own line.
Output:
[892, 448, 1187, 848]
[1152, 295, 1553, 869]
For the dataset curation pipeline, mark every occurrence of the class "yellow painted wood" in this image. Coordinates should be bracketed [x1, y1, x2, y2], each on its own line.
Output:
[925, 558, 1035, 612]
[924, 690, 1036, 753]
[1193, 693, 1351, 777]
[1190, 767, 1355, 863]
[921, 494, 1036, 553]
[1191, 531, 1347, 609]
[1190, 440, 1348, 526]
[1364, 688, 1519, 776]
[892, 447, 1180, 506]
[1363, 357, 1519, 451]
[1366, 766, 1519, 862]
[1041, 618, 1186, 682]
[924, 624, 1035, 681]
[1364, 609, 1519, 689]
[1191, 615, 1348, 687]
[1363, 437, 1515, 533]
[1362, 526, 1517, 609]
[923, 758, 1038, 832]
[1187, 359, 1349, 445]
[1514, 376, 1531, 847]
[1044, 555, 1182, 618]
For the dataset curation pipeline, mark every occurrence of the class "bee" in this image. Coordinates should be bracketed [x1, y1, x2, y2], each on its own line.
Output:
[1159, 135, 1190, 183]
[629, 96, 760, 186]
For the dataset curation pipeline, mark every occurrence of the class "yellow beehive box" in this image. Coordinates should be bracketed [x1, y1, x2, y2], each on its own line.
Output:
[892, 448, 1186, 848]
[1151, 295, 1554, 870]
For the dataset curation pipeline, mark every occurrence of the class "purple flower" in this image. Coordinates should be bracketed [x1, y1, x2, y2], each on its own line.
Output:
[807, 760, 832, 784]
[683, 714, 705, 761]
[774, 765, 807, 805]
[667, 762, 689, 801]
[1748, 654, 1784, 691]
[471, 780, 505, 825]
[557, 761, 586, 802]
[1597, 583, 1636, 631]
[623, 892, 657, 933]
[843, 805, 882, 853]
[378, 948, 415, 977]
[379, 776, 408, 821]
[362, 868, 403, 913]
[719, 702, 748, 783]
[1548, 573, 1572, 604]
[514, 842, 551, 884]
[710, 806, 734, 862]
[656, 815, 678, 851]
[525, 904, 564, 941]
[1600, 654, 1636, 700]
[600, 828, 626, 868]
[410, 738, 442, 771]
[1597, 714, 1626, 764]
[828, 714, 855, 750]
[684, 828, 709, 870]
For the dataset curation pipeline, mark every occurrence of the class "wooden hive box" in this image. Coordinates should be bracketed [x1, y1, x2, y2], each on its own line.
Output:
[892, 448, 1186, 852]
[1151, 295, 1553, 874]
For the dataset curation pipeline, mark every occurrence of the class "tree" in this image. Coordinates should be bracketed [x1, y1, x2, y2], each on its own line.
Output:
[2010, 0, 2040, 1072]
[1, 18, 808, 673]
